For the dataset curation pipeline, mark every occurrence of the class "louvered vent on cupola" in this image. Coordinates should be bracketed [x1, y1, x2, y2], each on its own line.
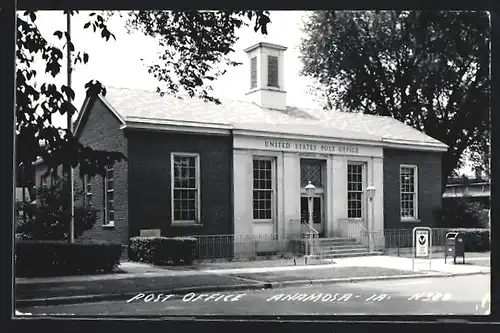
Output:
[244, 42, 287, 110]
[250, 57, 257, 89]
[267, 55, 279, 88]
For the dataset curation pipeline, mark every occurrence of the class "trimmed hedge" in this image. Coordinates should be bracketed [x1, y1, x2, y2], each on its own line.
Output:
[129, 236, 197, 265]
[449, 228, 490, 252]
[15, 240, 122, 277]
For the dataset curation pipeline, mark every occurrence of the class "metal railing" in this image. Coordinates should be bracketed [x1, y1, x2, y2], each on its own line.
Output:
[300, 219, 321, 258]
[381, 228, 490, 256]
[339, 218, 368, 244]
[181, 227, 491, 261]
[190, 232, 305, 260]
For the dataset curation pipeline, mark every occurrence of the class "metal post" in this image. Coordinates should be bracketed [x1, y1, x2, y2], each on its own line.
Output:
[429, 229, 432, 270]
[412, 228, 415, 271]
[66, 11, 74, 244]
[308, 196, 313, 256]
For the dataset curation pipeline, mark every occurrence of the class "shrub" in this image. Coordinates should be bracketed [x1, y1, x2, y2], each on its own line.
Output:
[449, 228, 490, 252]
[15, 240, 122, 277]
[128, 236, 197, 265]
[15, 177, 99, 240]
[436, 197, 489, 228]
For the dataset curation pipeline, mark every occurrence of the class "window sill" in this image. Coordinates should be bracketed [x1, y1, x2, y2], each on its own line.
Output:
[171, 222, 203, 227]
[103, 223, 115, 229]
[401, 218, 421, 223]
[253, 220, 273, 224]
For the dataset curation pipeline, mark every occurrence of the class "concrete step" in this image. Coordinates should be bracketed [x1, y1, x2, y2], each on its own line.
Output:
[318, 244, 367, 250]
[321, 247, 368, 253]
[322, 251, 384, 259]
[322, 247, 369, 255]
[318, 238, 359, 245]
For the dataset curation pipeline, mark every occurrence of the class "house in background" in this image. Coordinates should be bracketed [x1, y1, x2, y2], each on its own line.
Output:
[34, 42, 448, 257]
[443, 180, 490, 209]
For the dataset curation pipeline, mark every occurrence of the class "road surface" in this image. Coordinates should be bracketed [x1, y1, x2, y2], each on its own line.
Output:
[17, 274, 490, 316]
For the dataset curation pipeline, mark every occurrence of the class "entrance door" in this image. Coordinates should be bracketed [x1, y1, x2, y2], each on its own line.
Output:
[300, 195, 324, 236]
[300, 158, 326, 237]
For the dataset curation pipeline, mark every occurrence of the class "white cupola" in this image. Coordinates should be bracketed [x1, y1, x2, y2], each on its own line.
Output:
[244, 42, 287, 111]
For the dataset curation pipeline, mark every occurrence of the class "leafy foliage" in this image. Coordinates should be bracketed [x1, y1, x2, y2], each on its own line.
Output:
[434, 197, 489, 229]
[15, 177, 99, 240]
[129, 236, 197, 265]
[17, 10, 270, 180]
[122, 10, 270, 104]
[299, 11, 490, 188]
[15, 240, 122, 277]
[16, 10, 126, 180]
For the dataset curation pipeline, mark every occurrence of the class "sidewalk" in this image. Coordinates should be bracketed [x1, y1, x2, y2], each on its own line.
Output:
[15, 254, 489, 307]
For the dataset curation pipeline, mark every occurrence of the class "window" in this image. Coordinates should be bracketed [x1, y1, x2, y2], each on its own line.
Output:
[400, 165, 418, 219]
[250, 56, 257, 89]
[300, 159, 324, 188]
[41, 176, 48, 189]
[347, 163, 364, 219]
[83, 175, 92, 206]
[103, 165, 114, 226]
[171, 153, 200, 224]
[267, 55, 278, 88]
[252, 157, 275, 221]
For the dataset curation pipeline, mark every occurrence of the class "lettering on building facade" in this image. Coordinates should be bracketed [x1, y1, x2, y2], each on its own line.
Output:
[264, 140, 360, 155]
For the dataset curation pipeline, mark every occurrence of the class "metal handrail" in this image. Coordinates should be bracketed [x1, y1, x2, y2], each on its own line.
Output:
[301, 218, 319, 235]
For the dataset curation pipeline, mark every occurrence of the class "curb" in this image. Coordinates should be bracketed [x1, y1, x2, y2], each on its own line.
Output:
[15, 270, 489, 308]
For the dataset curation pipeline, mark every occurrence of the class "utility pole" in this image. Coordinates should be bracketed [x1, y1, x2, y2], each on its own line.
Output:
[66, 11, 74, 243]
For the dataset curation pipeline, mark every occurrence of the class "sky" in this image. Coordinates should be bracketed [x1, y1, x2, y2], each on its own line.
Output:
[26, 10, 477, 177]
[30, 10, 320, 127]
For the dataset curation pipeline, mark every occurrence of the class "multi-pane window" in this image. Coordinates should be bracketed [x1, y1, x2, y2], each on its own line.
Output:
[171, 153, 200, 223]
[104, 165, 114, 225]
[253, 158, 274, 220]
[267, 55, 278, 88]
[400, 165, 418, 219]
[347, 163, 364, 218]
[83, 175, 93, 206]
[250, 56, 257, 89]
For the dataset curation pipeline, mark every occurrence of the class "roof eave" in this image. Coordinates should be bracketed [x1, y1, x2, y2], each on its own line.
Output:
[382, 138, 448, 152]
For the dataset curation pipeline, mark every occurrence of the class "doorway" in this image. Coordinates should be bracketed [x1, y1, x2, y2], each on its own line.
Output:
[300, 158, 326, 236]
[300, 195, 324, 236]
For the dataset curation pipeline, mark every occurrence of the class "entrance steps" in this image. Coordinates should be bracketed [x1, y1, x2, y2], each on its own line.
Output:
[315, 237, 384, 259]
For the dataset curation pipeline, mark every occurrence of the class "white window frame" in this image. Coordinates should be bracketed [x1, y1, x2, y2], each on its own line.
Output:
[170, 152, 201, 225]
[83, 175, 93, 206]
[41, 175, 48, 189]
[400, 164, 419, 221]
[347, 162, 366, 219]
[103, 165, 115, 227]
[252, 156, 276, 223]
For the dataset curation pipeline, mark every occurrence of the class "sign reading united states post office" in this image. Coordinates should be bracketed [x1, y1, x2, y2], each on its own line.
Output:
[233, 136, 383, 158]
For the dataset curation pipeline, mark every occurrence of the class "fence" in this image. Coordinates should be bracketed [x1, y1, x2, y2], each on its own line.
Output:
[191, 233, 306, 260]
[380, 228, 491, 256]
[175, 227, 491, 260]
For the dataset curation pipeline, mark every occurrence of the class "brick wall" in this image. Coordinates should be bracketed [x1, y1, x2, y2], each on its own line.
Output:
[74, 97, 128, 244]
[383, 148, 443, 230]
[126, 130, 233, 238]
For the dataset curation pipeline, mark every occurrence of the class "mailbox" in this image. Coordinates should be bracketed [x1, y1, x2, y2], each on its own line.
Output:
[445, 232, 465, 264]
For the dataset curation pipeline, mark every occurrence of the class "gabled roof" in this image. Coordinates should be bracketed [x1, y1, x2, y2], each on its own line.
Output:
[75, 86, 448, 152]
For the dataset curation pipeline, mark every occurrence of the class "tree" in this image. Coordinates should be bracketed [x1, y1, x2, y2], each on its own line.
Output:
[16, 10, 271, 180]
[299, 11, 490, 191]
[15, 177, 99, 240]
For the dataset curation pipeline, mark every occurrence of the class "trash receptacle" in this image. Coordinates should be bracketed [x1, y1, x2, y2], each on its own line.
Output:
[445, 231, 465, 264]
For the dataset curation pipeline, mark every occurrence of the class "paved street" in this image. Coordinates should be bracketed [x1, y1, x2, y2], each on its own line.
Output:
[18, 274, 489, 316]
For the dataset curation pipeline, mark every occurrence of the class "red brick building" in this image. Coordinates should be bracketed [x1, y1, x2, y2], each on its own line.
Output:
[34, 42, 448, 256]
